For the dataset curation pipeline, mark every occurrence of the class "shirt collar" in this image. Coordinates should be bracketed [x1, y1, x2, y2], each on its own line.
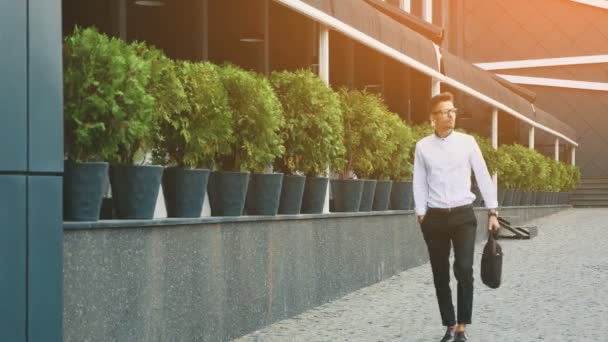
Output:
[434, 129, 454, 141]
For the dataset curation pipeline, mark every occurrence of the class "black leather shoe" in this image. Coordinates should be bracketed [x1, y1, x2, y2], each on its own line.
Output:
[440, 329, 455, 342]
[454, 331, 469, 341]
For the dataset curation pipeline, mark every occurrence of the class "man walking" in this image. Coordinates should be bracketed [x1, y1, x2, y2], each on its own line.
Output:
[413, 92, 500, 342]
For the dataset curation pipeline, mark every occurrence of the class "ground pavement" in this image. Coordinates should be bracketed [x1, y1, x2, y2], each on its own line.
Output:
[235, 208, 608, 341]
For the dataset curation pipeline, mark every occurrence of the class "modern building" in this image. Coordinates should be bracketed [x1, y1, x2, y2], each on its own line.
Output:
[1, 0, 592, 341]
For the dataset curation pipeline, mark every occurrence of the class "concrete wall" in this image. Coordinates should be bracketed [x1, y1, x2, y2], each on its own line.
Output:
[63, 206, 567, 342]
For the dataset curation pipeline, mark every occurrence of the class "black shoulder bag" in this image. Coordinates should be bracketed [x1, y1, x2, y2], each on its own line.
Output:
[481, 230, 503, 289]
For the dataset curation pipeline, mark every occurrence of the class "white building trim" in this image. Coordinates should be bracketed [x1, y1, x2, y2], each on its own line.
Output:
[476, 54, 608, 71]
[272, 0, 578, 146]
[422, 0, 433, 23]
[570, 0, 608, 10]
[497, 74, 608, 92]
[400, 0, 411, 12]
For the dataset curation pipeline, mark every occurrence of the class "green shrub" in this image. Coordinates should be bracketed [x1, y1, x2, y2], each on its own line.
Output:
[563, 164, 581, 191]
[383, 114, 414, 181]
[63, 26, 155, 164]
[152, 61, 233, 168]
[218, 64, 284, 172]
[496, 146, 520, 189]
[338, 89, 391, 179]
[269, 70, 345, 176]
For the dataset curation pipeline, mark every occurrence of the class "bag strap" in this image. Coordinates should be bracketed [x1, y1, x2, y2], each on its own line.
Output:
[487, 230, 497, 254]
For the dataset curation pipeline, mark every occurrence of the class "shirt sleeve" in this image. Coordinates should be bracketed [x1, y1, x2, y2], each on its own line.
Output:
[469, 137, 498, 209]
[413, 141, 429, 216]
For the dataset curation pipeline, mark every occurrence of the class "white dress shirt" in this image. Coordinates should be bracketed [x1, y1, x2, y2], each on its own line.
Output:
[413, 131, 498, 216]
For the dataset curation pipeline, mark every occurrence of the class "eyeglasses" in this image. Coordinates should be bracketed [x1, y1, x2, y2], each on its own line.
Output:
[432, 108, 459, 116]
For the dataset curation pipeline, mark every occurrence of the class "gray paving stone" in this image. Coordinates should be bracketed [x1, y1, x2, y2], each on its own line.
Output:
[235, 209, 608, 341]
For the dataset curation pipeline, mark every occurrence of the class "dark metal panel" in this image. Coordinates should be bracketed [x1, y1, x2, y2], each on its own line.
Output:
[28, 0, 63, 172]
[442, 49, 536, 119]
[0, 176, 26, 341]
[0, 0, 27, 171]
[365, 0, 445, 44]
[28, 176, 63, 342]
[300, 0, 439, 70]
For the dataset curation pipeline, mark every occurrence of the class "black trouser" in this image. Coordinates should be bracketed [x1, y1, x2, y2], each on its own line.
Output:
[421, 206, 477, 326]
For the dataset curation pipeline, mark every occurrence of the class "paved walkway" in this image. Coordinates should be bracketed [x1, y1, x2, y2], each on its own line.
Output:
[235, 209, 608, 341]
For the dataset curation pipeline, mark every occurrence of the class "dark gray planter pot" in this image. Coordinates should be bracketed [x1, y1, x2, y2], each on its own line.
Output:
[373, 180, 393, 211]
[207, 171, 250, 216]
[330, 179, 364, 212]
[359, 179, 377, 212]
[535, 191, 545, 205]
[278, 174, 306, 215]
[552, 192, 560, 205]
[520, 191, 528, 206]
[560, 191, 568, 205]
[245, 173, 284, 215]
[390, 180, 412, 210]
[519, 190, 528, 206]
[497, 187, 506, 207]
[301, 176, 329, 214]
[529, 191, 537, 206]
[543, 192, 551, 205]
[512, 189, 522, 206]
[64, 161, 109, 221]
[100, 197, 114, 219]
[109, 164, 163, 220]
[503, 189, 514, 206]
[524, 191, 534, 206]
[162, 167, 209, 218]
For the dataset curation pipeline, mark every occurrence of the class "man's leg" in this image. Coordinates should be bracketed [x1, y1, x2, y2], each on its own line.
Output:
[421, 213, 455, 327]
[451, 208, 477, 325]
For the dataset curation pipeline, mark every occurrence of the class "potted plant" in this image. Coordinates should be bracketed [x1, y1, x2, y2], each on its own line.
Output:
[333, 89, 391, 212]
[563, 164, 581, 204]
[152, 60, 232, 218]
[269, 70, 345, 214]
[495, 146, 519, 206]
[502, 144, 534, 206]
[381, 114, 413, 211]
[63, 27, 158, 220]
[391, 123, 430, 210]
[105, 38, 165, 220]
[529, 151, 550, 205]
[213, 64, 284, 216]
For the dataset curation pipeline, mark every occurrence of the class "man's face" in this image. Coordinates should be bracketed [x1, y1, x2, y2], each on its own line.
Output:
[431, 100, 457, 131]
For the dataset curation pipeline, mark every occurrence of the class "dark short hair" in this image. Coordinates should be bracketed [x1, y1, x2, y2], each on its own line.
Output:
[429, 92, 454, 112]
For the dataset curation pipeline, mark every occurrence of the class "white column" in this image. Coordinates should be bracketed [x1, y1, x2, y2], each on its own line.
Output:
[319, 24, 330, 213]
[432, 44, 441, 95]
[491, 108, 498, 187]
[491, 108, 498, 149]
[571, 147, 576, 166]
[319, 24, 330, 84]
[400, 0, 411, 12]
[431, 80, 440, 96]
[422, 0, 433, 23]
[554, 138, 560, 161]
[528, 126, 535, 149]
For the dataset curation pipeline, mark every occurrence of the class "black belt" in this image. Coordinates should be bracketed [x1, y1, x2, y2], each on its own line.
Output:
[427, 204, 473, 214]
